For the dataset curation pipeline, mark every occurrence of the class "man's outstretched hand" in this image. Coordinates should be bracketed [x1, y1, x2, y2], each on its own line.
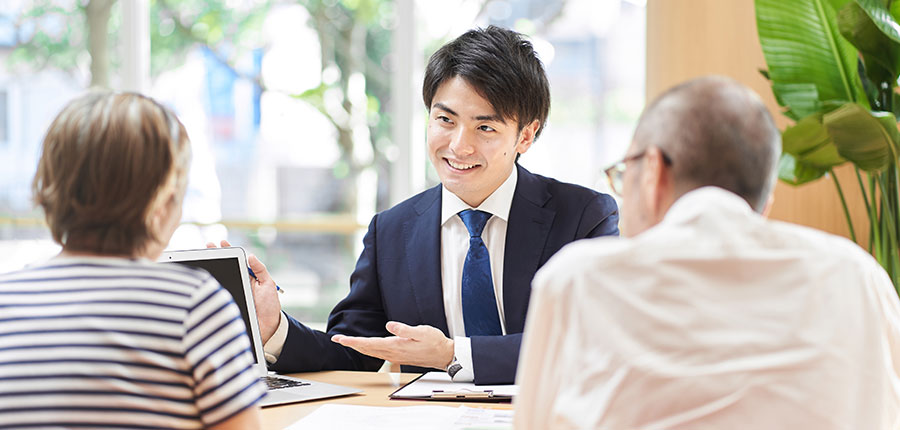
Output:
[331, 322, 454, 370]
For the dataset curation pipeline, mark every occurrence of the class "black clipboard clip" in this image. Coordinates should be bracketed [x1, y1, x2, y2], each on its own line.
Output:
[431, 389, 494, 400]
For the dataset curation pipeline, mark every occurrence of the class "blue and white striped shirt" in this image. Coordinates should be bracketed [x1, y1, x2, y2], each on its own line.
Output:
[0, 256, 266, 429]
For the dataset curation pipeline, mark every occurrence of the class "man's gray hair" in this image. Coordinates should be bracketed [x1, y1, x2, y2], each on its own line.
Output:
[632, 76, 781, 212]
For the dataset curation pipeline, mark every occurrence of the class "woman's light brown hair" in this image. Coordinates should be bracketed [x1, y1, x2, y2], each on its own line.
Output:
[32, 92, 191, 256]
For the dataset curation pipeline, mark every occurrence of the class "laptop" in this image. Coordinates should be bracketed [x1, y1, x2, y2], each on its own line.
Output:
[159, 247, 361, 407]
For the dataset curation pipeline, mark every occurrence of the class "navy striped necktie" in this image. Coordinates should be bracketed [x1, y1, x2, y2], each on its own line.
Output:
[458, 209, 502, 336]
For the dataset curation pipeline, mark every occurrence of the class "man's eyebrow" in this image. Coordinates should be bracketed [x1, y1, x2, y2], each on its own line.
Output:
[432, 103, 458, 117]
[433, 102, 506, 123]
[474, 113, 505, 123]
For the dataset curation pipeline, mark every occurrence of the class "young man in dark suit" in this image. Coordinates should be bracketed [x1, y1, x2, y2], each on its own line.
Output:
[237, 26, 619, 384]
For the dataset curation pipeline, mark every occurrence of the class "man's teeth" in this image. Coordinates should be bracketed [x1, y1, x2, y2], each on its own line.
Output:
[447, 160, 477, 170]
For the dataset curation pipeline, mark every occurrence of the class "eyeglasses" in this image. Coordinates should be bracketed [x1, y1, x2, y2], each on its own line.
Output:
[604, 148, 673, 196]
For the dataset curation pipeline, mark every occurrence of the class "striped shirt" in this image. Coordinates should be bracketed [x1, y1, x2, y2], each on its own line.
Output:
[0, 256, 266, 429]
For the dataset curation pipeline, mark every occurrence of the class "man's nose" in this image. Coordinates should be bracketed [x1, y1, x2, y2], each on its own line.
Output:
[448, 127, 475, 156]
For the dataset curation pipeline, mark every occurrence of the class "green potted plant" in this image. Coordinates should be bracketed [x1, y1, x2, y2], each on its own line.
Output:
[756, 0, 900, 291]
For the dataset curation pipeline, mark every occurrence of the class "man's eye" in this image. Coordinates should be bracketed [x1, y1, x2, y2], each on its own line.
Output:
[479, 125, 495, 132]
[437, 115, 452, 123]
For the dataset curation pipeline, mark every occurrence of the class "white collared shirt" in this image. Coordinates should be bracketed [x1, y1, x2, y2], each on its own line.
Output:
[515, 187, 900, 429]
[440, 167, 518, 381]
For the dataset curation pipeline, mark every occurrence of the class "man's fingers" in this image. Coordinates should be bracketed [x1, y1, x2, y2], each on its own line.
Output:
[247, 254, 273, 284]
[332, 335, 399, 357]
[332, 334, 357, 347]
[333, 335, 385, 349]
[332, 335, 407, 350]
[331, 331, 453, 369]
[206, 240, 232, 249]
[385, 321, 419, 339]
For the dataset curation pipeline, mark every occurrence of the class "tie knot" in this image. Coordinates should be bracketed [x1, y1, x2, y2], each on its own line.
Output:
[459, 210, 492, 237]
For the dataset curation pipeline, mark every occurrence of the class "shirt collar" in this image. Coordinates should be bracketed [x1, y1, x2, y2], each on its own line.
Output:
[441, 166, 518, 226]
[661, 186, 755, 226]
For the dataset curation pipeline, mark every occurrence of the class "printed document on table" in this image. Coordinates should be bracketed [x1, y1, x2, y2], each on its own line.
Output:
[285, 404, 513, 430]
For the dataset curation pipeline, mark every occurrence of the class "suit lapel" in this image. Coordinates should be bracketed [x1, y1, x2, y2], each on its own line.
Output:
[503, 165, 555, 334]
[403, 185, 450, 335]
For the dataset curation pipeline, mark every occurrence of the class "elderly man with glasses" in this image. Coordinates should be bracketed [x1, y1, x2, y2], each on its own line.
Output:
[515, 75, 900, 429]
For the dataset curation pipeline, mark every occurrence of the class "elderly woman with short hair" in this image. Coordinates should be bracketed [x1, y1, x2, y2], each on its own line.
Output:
[0, 92, 264, 429]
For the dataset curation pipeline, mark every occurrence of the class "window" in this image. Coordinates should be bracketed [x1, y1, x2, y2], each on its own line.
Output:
[0, 0, 644, 326]
[0, 90, 8, 145]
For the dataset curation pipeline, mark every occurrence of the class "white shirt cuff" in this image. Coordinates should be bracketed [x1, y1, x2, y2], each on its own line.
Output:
[450, 336, 475, 382]
[263, 311, 288, 364]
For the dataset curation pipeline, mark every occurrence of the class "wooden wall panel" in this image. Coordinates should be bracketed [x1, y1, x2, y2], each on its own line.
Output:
[646, 0, 869, 245]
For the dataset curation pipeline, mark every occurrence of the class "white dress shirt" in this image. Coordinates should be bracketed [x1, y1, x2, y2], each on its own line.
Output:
[515, 187, 900, 430]
[440, 167, 517, 381]
[264, 169, 518, 381]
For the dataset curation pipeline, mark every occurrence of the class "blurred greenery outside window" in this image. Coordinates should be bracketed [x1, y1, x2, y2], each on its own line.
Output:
[0, 0, 645, 325]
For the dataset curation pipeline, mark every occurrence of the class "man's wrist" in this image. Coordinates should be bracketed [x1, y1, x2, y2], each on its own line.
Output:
[446, 356, 462, 378]
[441, 336, 454, 369]
[263, 311, 289, 363]
[261, 311, 282, 344]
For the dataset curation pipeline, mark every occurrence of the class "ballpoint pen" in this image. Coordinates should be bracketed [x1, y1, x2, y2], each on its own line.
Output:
[248, 266, 284, 294]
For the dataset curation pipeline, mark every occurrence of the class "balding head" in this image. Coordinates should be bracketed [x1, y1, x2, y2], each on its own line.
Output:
[632, 76, 781, 212]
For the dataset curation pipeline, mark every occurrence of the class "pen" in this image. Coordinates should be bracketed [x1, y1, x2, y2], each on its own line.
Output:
[248, 266, 284, 294]
[431, 389, 494, 399]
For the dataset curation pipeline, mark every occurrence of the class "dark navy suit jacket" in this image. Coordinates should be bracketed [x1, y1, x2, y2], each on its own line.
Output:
[270, 165, 619, 384]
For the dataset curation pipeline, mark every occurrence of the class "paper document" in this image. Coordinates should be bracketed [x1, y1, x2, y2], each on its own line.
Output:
[285, 404, 513, 430]
[390, 372, 518, 401]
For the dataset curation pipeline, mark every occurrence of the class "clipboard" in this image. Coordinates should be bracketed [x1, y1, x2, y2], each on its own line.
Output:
[389, 371, 518, 403]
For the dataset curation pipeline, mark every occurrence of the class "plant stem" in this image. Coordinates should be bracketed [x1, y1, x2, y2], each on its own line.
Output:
[857, 168, 875, 252]
[882, 79, 899, 287]
[890, 167, 900, 287]
[877, 172, 900, 286]
[831, 168, 856, 243]
[871, 174, 883, 260]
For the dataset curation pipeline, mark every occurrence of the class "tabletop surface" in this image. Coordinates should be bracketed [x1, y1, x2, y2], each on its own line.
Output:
[261, 371, 514, 429]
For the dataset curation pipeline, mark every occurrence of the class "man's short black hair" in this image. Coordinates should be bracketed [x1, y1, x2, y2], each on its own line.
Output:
[423, 25, 551, 140]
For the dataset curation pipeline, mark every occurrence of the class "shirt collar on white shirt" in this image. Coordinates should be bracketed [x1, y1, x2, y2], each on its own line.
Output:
[440, 166, 518, 226]
[661, 186, 755, 227]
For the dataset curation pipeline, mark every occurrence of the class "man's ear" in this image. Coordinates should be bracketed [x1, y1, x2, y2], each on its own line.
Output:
[640, 146, 670, 221]
[515, 120, 540, 155]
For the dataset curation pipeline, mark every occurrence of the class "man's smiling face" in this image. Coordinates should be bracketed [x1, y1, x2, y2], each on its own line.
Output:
[427, 76, 537, 207]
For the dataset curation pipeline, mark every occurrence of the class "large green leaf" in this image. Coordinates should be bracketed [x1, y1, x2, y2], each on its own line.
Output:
[823, 102, 898, 170]
[771, 83, 821, 121]
[756, 0, 869, 117]
[778, 153, 829, 185]
[874, 110, 900, 156]
[779, 113, 846, 185]
[783, 113, 848, 167]
[837, 1, 900, 86]
[855, 0, 900, 43]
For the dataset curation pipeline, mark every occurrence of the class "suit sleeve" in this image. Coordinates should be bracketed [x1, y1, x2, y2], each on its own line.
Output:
[583, 192, 619, 239]
[469, 190, 619, 384]
[269, 216, 388, 373]
[470, 333, 523, 384]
